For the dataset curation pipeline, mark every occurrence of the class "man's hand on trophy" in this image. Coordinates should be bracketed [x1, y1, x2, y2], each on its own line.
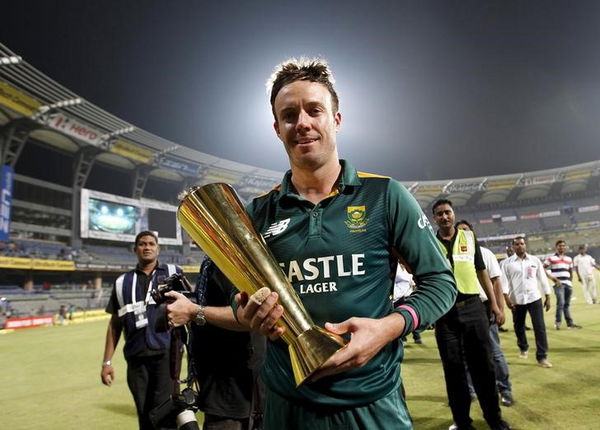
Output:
[310, 313, 406, 382]
[236, 288, 286, 341]
[165, 291, 196, 326]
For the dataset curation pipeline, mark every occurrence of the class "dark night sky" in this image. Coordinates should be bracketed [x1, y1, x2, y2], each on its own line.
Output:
[2, 1, 600, 181]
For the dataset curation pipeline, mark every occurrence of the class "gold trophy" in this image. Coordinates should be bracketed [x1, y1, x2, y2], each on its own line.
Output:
[177, 183, 346, 387]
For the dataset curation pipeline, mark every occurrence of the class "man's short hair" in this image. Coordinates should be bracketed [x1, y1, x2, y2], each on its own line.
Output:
[456, 219, 473, 231]
[579, 245, 586, 251]
[513, 236, 526, 244]
[432, 199, 453, 214]
[134, 231, 158, 247]
[555, 240, 566, 247]
[267, 57, 339, 119]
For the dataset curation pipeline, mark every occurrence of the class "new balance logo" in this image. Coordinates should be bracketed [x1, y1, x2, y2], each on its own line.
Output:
[263, 218, 291, 238]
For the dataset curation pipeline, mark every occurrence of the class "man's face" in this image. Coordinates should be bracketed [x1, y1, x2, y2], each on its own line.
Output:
[506, 246, 514, 257]
[556, 242, 567, 254]
[513, 238, 527, 256]
[135, 234, 159, 265]
[433, 204, 455, 230]
[273, 80, 341, 170]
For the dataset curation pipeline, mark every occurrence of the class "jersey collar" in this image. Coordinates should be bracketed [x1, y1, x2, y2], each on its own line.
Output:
[279, 159, 362, 198]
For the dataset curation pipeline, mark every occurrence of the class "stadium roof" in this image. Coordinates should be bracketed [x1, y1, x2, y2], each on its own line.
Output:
[0, 43, 282, 197]
[1, 42, 599, 206]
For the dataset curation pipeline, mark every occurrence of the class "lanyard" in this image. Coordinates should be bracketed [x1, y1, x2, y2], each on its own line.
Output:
[131, 268, 157, 304]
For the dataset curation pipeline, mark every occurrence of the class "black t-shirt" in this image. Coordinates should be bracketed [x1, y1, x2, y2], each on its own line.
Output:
[191, 266, 265, 419]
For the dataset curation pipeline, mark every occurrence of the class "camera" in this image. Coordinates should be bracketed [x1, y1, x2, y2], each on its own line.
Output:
[152, 273, 196, 332]
[150, 272, 201, 429]
[150, 387, 200, 430]
[152, 272, 196, 305]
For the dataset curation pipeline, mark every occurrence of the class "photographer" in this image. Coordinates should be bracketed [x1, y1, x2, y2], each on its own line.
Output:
[166, 257, 264, 430]
[101, 231, 182, 430]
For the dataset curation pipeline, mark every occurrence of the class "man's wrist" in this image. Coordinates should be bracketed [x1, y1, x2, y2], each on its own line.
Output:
[193, 304, 206, 326]
[102, 360, 112, 367]
[394, 306, 417, 338]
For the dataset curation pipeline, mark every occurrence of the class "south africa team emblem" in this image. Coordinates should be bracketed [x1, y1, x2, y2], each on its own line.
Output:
[345, 206, 368, 231]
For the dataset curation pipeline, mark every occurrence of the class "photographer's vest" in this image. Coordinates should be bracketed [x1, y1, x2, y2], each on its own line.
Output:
[115, 263, 180, 358]
[437, 230, 479, 295]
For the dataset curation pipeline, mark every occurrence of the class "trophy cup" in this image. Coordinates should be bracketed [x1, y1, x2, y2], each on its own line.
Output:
[177, 183, 346, 387]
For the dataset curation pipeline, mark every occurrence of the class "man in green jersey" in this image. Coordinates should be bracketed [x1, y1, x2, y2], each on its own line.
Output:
[167, 58, 456, 429]
[230, 58, 457, 429]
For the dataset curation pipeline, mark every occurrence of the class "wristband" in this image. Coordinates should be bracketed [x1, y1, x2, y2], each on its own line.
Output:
[102, 360, 112, 367]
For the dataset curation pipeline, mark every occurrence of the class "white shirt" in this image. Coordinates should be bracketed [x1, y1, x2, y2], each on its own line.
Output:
[393, 265, 414, 301]
[477, 247, 505, 301]
[573, 254, 597, 278]
[502, 253, 551, 305]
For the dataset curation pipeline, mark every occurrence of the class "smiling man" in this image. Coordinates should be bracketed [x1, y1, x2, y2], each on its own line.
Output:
[227, 58, 457, 430]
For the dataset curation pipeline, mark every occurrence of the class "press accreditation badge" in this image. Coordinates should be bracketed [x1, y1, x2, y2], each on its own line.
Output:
[133, 301, 148, 328]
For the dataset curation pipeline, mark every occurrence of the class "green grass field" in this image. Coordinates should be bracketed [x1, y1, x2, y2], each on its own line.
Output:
[1, 280, 599, 430]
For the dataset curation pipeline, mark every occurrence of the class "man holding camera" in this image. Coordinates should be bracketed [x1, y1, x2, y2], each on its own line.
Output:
[101, 231, 182, 430]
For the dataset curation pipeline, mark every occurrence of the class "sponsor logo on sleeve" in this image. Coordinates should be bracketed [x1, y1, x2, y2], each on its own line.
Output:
[417, 214, 431, 230]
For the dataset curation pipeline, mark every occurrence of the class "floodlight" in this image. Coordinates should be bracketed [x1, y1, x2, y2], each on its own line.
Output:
[0, 56, 22, 65]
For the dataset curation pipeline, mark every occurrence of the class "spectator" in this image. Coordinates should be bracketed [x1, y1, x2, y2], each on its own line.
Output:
[544, 240, 582, 329]
[502, 237, 553, 368]
[573, 245, 599, 305]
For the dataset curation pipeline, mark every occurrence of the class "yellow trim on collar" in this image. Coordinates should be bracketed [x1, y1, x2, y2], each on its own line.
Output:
[254, 183, 281, 198]
[357, 171, 390, 179]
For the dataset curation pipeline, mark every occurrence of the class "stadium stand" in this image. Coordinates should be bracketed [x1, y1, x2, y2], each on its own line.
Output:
[0, 42, 598, 325]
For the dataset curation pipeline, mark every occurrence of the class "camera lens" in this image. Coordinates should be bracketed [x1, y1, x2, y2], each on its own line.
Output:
[176, 410, 199, 430]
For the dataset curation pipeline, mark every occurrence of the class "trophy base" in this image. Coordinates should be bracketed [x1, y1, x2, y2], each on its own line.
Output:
[288, 325, 346, 387]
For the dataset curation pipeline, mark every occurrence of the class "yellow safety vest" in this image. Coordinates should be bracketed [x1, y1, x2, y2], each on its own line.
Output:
[437, 229, 479, 295]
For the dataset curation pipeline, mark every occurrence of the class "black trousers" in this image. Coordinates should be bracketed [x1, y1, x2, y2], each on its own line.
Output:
[127, 350, 174, 430]
[435, 297, 503, 429]
[513, 298, 549, 361]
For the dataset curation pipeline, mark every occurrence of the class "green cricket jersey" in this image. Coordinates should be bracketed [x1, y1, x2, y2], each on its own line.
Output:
[246, 160, 456, 407]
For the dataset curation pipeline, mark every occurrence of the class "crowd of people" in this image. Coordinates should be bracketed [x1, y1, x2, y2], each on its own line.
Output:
[99, 58, 599, 430]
